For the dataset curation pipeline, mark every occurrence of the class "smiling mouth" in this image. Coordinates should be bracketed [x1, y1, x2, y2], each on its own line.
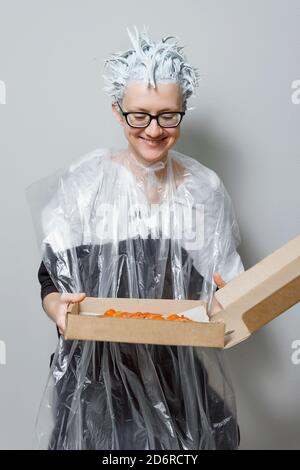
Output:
[140, 137, 167, 143]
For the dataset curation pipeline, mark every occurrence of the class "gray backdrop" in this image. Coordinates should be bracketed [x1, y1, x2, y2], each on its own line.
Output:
[0, 0, 299, 450]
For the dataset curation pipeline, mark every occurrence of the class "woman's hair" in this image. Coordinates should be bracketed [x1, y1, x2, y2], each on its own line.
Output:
[103, 26, 200, 111]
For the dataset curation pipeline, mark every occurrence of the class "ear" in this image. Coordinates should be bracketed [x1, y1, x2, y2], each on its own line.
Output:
[111, 102, 123, 125]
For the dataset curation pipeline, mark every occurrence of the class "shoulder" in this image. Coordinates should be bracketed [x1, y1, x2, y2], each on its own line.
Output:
[67, 148, 112, 177]
[59, 148, 125, 196]
[170, 149, 223, 200]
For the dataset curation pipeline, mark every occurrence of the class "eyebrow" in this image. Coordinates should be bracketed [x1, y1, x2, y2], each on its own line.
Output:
[130, 107, 178, 113]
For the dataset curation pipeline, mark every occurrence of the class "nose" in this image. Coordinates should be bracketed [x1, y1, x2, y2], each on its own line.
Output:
[144, 118, 164, 138]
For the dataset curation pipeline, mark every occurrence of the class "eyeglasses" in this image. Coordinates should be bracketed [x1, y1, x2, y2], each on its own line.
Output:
[116, 101, 185, 128]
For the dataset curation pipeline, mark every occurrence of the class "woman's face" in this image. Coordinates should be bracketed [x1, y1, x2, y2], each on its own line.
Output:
[112, 81, 183, 165]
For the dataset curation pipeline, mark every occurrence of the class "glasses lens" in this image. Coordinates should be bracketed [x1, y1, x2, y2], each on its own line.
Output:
[158, 113, 181, 127]
[127, 113, 150, 127]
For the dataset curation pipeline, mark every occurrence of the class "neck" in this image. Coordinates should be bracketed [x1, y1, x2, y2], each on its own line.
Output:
[127, 144, 169, 177]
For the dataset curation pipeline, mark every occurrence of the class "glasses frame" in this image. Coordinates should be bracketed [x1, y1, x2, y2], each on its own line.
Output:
[116, 100, 185, 128]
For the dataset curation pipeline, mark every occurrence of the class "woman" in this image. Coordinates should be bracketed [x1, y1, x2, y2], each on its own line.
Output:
[32, 26, 244, 450]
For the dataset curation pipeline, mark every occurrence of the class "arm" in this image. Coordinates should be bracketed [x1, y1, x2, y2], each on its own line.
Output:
[38, 261, 58, 300]
[38, 261, 86, 335]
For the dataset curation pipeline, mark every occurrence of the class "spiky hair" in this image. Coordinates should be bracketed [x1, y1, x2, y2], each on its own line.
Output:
[103, 26, 200, 110]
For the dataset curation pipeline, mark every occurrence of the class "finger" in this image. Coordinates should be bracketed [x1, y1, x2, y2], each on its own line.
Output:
[61, 292, 86, 303]
[57, 322, 65, 336]
[213, 272, 226, 288]
[57, 317, 66, 336]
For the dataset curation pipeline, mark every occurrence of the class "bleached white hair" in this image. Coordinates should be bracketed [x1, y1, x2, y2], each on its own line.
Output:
[103, 26, 200, 111]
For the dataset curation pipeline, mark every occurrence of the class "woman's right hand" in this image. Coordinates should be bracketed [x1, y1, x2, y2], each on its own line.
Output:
[42, 292, 86, 336]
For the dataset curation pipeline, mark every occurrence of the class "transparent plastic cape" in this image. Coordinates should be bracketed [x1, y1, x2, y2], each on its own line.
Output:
[27, 147, 244, 450]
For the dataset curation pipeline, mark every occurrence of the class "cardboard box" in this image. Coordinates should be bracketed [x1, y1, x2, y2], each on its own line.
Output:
[65, 297, 225, 348]
[214, 234, 300, 348]
[65, 235, 300, 349]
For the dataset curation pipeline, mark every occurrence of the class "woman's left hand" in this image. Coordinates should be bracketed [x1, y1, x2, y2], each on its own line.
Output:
[213, 272, 226, 289]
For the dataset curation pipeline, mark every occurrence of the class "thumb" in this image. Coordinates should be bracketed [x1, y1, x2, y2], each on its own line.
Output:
[61, 292, 86, 304]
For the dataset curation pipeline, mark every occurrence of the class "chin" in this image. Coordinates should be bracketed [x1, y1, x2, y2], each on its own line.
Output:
[132, 138, 172, 163]
[140, 151, 167, 163]
[139, 150, 168, 164]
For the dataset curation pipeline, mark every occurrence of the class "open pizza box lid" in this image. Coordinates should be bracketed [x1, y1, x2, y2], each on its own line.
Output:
[65, 235, 300, 349]
[215, 234, 300, 348]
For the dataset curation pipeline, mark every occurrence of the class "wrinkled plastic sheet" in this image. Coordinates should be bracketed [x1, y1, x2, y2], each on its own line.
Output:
[28, 147, 244, 449]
